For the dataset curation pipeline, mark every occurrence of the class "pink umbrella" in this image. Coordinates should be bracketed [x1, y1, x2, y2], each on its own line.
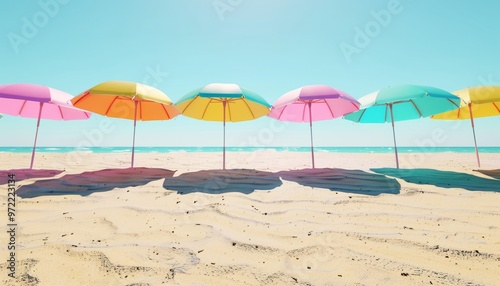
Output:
[0, 83, 91, 169]
[268, 85, 360, 168]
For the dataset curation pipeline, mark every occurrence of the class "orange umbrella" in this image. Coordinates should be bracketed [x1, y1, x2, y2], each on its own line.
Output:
[71, 81, 179, 167]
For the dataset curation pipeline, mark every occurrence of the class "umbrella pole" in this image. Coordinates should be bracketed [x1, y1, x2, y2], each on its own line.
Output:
[468, 103, 480, 167]
[223, 100, 226, 170]
[389, 104, 399, 169]
[131, 101, 138, 168]
[308, 102, 315, 169]
[30, 102, 43, 169]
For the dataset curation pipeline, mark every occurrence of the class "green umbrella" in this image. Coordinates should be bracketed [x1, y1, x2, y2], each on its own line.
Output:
[344, 85, 461, 168]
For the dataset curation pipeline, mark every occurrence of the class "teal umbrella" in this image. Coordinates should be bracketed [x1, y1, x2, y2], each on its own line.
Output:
[344, 85, 460, 168]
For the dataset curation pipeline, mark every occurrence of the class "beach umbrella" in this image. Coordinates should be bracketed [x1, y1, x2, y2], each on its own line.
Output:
[175, 83, 270, 169]
[268, 85, 360, 168]
[431, 86, 500, 167]
[71, 81, 179, 168]
[344, 85, 461, 168]
[0, 83, 92, 169]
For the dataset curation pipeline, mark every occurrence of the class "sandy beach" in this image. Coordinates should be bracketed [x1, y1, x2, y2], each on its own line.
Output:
[1, 151, 499, 285]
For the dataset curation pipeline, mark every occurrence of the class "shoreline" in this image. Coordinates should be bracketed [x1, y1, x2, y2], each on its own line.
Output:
[1, 151, 499, 171]
[2, 146, 500, 153]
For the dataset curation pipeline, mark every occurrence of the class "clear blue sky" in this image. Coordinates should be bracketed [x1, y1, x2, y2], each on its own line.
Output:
[1, 0, 499, 147]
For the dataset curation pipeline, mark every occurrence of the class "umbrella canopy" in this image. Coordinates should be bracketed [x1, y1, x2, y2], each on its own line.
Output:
[71, 81, 179, 167]
[0, 83, 91, 169]
[432, 86, 500, 119]
[268, 85, 360, 168]
[344, 85, 461, 168]
[431, 86, 500, 167]
[175, 83, 271, 169]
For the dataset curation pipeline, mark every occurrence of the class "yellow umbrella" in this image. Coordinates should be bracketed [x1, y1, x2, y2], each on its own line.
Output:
[71, 81, 179, 167]
[175, 83, 270, 169]
[432, 86, 500, 167]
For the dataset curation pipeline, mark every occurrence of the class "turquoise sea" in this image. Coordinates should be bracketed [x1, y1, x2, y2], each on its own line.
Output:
[1, 147, 500, 153]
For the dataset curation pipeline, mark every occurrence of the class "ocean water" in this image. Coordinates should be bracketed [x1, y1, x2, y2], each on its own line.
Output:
[1, 146, 500, 153]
